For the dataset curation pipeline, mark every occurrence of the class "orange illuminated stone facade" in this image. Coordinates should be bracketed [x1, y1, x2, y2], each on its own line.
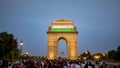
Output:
[47, 19, 78, 60]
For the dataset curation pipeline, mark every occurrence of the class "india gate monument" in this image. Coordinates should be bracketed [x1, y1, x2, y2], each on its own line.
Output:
[47, 19, 78, 60]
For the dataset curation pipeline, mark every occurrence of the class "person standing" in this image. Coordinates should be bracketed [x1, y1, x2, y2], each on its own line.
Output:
[63, 62, 68, 68]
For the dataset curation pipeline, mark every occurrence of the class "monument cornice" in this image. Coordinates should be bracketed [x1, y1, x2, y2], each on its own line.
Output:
[47, 31, 78, 34]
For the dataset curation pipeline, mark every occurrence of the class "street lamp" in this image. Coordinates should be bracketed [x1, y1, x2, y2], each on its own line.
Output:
[25, 51, 28, 55]
[20, 41, 23, 54]
[20, 41, 23, 62]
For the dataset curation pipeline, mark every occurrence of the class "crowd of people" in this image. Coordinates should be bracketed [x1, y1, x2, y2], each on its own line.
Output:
[0, 59, 110, 68]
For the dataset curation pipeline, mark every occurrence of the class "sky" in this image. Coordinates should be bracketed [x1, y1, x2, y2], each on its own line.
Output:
[0, 0, 120, 56]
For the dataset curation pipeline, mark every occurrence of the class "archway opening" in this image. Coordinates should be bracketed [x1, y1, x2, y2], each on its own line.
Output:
[58, 39, 67, 59]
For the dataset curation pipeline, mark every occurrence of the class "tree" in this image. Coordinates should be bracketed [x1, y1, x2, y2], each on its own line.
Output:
[91, 53, 103, 60]
[116, 46, 120, 60]
[117, 46, 120, 51]
[108, 46, 120, 61]
[81, 50, 91, 60]
[0, 32, 20, 59]
[108, 50, 117, 60]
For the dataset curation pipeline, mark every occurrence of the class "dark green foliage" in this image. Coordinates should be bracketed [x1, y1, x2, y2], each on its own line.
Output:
[108, 46, 120, 61]
[0, 32, 20, 59]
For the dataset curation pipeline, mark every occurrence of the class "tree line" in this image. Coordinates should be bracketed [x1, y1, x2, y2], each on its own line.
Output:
[0, 32, 120, 61]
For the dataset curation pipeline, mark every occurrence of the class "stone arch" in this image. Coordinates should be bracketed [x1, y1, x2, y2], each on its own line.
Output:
[57, 36, 67, 42]
[47, 19, 78, 60]
[57, 37, 67, 58]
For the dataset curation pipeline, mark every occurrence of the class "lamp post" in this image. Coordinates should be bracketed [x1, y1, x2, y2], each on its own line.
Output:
[20, 41, 23, 62]
[25, 51, 29, 59]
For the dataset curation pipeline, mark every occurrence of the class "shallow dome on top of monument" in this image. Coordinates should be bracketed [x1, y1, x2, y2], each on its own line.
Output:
[51, 19, 74, 25]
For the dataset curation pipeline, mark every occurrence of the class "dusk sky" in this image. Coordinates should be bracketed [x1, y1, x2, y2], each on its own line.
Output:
[0, 0, 120, 56]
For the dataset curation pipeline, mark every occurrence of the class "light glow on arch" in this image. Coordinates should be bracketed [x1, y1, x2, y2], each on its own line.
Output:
[49, 52, 54, 60]
[52, 25, 74, 28]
